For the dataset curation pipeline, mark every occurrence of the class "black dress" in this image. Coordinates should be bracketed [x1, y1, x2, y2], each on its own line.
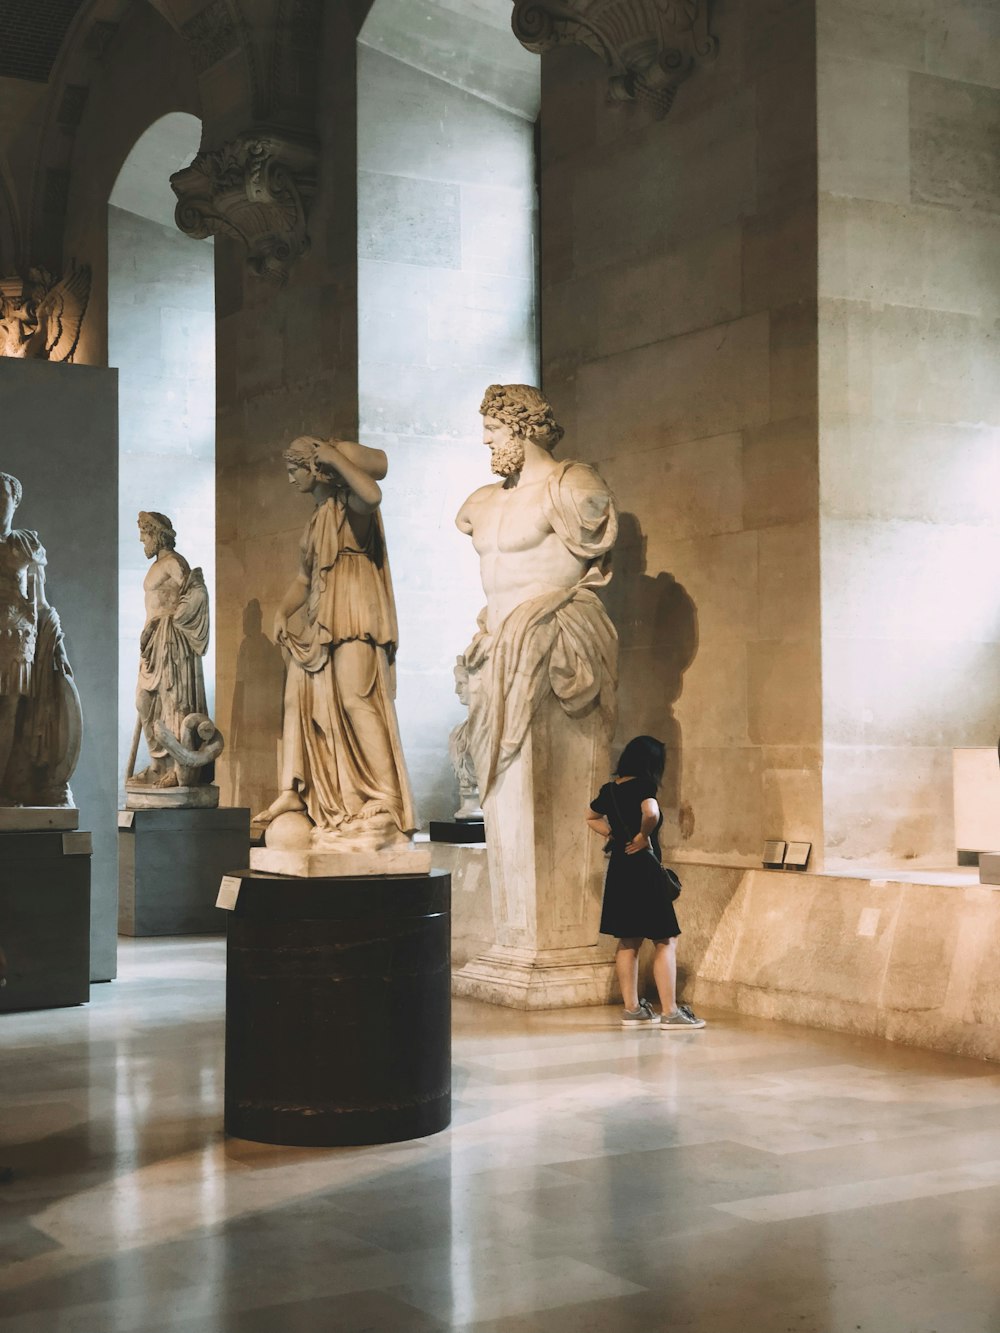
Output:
[591, 778, 681, 941]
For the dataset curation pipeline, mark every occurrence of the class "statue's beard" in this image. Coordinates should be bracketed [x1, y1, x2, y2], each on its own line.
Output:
[489, 439, 526, 477]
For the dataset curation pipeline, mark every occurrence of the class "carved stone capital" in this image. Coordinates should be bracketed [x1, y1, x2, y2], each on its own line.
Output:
[511, 0, 716, 118]
[170, 130, 317, 283]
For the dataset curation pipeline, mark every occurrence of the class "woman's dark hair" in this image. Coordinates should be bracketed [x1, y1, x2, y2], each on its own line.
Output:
[615, 735, 665, 786]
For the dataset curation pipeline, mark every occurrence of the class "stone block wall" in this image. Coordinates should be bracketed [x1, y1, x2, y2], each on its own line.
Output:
[817, 0, 1000, 867]
[356, 42, 538, 823]
[538, 2, 823, 868]
[213, 12, 364, 817]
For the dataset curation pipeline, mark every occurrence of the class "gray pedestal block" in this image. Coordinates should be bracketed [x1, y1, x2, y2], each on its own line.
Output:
[0, 829, 91, 1011]
[118, 807, 251, 937]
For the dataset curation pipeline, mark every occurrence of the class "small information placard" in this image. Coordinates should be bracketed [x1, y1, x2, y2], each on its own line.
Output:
[216, 874, 242, 911]
[117, 811, 135, 829]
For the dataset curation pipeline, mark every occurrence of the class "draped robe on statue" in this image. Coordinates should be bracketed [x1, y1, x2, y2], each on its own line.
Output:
[137, 567, 209, 760]
[278, 492, 416, 835]
[463, 460, 618, 796]
[0, 529, 81, 805]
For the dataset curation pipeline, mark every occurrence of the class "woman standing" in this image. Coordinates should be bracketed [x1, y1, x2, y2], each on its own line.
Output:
[587, 735, 705, 1030]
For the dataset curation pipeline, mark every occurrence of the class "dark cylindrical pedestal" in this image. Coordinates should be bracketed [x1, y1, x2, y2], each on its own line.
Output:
[223, 869, 451, 1147]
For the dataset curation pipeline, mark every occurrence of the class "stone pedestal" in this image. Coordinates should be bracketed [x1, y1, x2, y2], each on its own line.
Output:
[0, 829, 91, 1011]
[250, 844, 432, 877]
[0, 807, 79, 832]
[222, 869, 451, 1146]
[453, 695, 616, 1009]
[118, 807, 251, 936]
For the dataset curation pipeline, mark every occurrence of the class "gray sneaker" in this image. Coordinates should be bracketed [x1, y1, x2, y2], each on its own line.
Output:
[621, 999, 656, 1027]
[659, 1003, 706, 1029]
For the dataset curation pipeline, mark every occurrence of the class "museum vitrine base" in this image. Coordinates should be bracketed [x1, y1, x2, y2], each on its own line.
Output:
[0, 829, 91, 1011]
[452, 943, 617, 1010]
[118, 807, 251, 937]
[429, 819, 486, 844]
[223, 868, 451, 1147]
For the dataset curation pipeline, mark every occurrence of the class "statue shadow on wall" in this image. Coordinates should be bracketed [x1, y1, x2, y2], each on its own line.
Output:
[229, 599, 285, 813]
[602, 512, 699, 823]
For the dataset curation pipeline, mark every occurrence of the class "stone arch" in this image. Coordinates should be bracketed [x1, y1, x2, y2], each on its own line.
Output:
[22, 0, 261, 278]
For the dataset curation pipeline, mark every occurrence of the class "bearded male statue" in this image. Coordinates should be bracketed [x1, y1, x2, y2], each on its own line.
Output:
[453, 385, 619, 1008]
[126, 511, 222, 807]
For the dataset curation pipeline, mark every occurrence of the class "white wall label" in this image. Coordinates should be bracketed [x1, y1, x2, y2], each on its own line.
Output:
[216, 875, 242, 911]
[117, 811, 135, 829]
[857, 907, 881, 938]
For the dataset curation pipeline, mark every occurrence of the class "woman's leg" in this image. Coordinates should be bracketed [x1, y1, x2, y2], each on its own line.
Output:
[652, 937, 678, 1014]
[615, 938, 642, 1011]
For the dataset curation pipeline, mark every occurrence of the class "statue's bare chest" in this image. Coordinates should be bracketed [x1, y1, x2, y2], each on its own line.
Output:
[474, 483, 552, 555]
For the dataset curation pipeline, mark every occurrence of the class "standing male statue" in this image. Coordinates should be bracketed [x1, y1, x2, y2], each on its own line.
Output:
[126, 511, 221, 805]
[253, 436, 421, 866]
[454, 385, 619, 1008]
[0, 471, 82, 814]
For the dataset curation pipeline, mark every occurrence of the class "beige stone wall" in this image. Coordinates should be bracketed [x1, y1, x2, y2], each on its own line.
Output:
[356, 42, 538, 823]
[817, 0, 1000, 867]
[539, 4, 823, 867]
[687, 865, 1000, 1063]
[214, 13, 362, 816]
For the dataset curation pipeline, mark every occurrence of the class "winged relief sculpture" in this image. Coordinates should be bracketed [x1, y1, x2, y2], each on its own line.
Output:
[0, 262, 91, 362]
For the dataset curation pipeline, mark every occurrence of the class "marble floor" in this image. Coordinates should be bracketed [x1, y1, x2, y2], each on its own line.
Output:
[3, 942, 1000, 1332]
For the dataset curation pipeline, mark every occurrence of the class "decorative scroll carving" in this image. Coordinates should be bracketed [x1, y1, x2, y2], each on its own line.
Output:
[0, 263, 91, 361]
[170, 131, 316, 283]
[511, 0, 716, 117]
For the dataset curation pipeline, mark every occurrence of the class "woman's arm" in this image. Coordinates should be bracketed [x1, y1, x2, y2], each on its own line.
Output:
[625, 798, 659, 854]
[586, 811, 611, 837]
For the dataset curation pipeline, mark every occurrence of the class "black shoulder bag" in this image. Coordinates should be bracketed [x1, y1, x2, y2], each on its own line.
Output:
[607, 784, 682, 902]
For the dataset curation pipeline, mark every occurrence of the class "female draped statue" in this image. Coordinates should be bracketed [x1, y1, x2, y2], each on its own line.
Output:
[254, 437, 417, 851]
[0, 472, 82, 809]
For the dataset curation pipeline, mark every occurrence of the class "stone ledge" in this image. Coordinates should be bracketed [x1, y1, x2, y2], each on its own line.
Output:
[680, 862, 1000, 1063]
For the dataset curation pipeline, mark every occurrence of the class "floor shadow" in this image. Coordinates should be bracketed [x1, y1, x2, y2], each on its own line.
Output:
[602, 512, 699, 817]
[229, 599, 285, 813]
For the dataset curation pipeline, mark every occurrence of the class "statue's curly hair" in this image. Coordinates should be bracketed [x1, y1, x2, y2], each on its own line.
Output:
[479, 384, 564, 451]
[138, 510, 176, 549]
[0, 472, 23, 508]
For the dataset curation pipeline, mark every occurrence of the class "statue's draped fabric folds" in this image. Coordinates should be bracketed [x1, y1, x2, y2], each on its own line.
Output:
[464, 460, 618, 797]
[254, 436, 419, 857]
[137, 566, 210, 749]
[0, 473, 82, 809]
[278, 491, 415, 837]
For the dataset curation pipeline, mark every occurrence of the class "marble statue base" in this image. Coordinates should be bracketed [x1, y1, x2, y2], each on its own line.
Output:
[0, 806, 79, 832]
[125, 783, 220, 811]
[452, 943, 617, 1010]
[429, 819, 486, 845]
[251, 844, 433, 878]
[222, 868, 451, 1146]
[118, 807, 251, 936]
[0, 828, 91, 1011]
